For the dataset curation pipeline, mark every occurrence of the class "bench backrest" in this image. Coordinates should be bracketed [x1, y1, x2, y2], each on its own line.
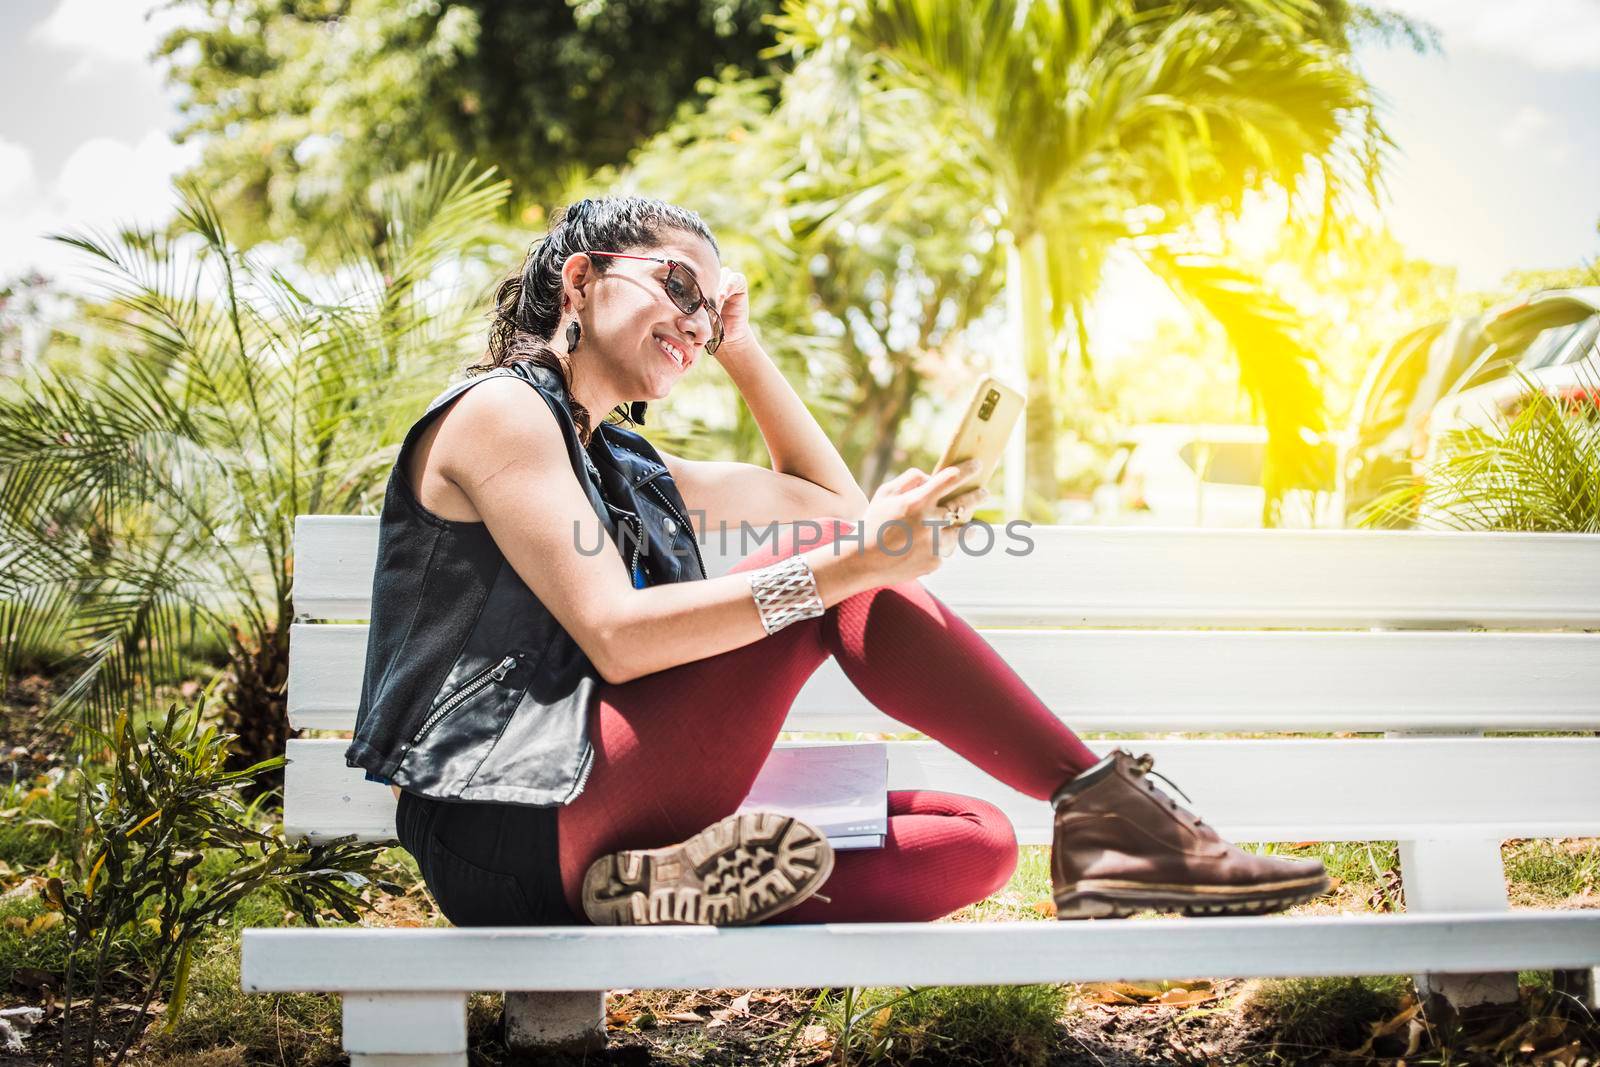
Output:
[285, 518, 1600, 845]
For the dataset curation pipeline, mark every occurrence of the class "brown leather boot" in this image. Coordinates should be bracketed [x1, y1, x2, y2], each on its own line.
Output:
[581, 811, 834, 925]
[1051, 750, 1330, 919]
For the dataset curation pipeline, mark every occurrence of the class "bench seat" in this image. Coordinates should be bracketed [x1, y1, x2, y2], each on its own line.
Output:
[243, 912, 1600, 992]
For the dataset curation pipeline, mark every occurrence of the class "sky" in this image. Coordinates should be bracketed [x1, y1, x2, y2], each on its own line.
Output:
[1, 0, 1597, 302]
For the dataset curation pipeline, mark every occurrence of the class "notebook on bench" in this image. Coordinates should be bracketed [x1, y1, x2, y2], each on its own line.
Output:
[735, 740, 888, 850]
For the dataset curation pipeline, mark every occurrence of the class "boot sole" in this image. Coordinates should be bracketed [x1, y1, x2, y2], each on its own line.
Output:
[581, 812, 835, 926]
[1054, 874, 1332, 920]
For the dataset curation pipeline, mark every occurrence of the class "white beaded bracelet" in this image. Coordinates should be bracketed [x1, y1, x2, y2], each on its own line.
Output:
[746, 554, 825, 635]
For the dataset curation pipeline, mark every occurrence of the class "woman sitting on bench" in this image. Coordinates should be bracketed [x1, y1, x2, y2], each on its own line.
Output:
[344, 195, 1329, 929]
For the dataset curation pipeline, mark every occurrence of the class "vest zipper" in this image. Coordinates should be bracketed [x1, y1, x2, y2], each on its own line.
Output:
[566, 737, 597, 802]
[639, 476, 706, 578]
[602, 498, 645, 582]
[410, 654, 519, 746]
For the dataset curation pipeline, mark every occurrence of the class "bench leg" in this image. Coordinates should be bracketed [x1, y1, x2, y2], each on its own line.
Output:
[1553, 967, 1600, 1012]
[343, 991, 467, 1067]
[504, 990, 607, 1055]
[1397, 837, 1519, 1010]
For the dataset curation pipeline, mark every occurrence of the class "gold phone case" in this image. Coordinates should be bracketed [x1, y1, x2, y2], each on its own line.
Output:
[933, 375, 1026, 508]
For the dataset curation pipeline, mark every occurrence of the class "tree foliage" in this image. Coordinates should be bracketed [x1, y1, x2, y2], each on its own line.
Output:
[159, 0, 788, 249]
[765, 0, 1427, 518]
[0, 157, 508, 765]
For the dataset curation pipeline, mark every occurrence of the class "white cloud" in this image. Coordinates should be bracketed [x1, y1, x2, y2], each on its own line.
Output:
[1496, 105, 1575, 163]
[57, 130, 198, 224]
[30, 0, 189, 73]
[0, 129, 199, 281]
[1499, 105, 1555, 148]
[0, 139, 37, 205]
[1379, 0, 1600, 71]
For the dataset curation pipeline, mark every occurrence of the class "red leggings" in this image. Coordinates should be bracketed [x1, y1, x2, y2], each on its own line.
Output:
[556, 519, 1101, 923]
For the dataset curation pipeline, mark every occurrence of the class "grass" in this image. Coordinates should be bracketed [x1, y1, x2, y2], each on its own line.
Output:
[815, 983, 1068, 1066]
[1232, 975, 1412, 1059]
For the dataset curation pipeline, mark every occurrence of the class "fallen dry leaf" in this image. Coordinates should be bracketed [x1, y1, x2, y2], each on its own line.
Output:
[1404, 1017, 1426, 1057]
[1532, 1039, 1585, 1066]
[663, 1011, 705, 1024]
[1157, 987, 1219, 1007]
[801, 1023, 831, 1047]
[1107, 981, 1164, 1000]
[0, 877, 47, 903]
[24, 912, 62, 936]
[1374, 997, 1421, 1038]
[1349, 995, 1421, 1057]
[1517, 1017, 1571, 1056]
[1032, 899, 1056, 917]
[870, 1005, 893, 1042]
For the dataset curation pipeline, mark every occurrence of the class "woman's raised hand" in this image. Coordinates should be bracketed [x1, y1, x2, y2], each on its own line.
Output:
[854, 460, 989, 584]
[714, 269, 751, 356]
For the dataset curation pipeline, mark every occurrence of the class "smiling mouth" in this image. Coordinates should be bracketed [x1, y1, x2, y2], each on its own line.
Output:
[654, 335, 690, 369]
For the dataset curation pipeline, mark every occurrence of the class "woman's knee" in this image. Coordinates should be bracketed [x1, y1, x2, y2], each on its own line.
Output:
[907, 793, 1019, 906]
[961, 797, 1020, 896]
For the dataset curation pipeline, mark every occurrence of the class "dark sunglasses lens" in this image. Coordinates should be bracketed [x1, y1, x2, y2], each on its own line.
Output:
[666, 264, 721, 353]
[665, 266, 699, 314]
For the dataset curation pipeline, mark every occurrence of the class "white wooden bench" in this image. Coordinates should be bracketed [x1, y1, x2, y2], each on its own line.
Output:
[243, 520, 1600, 1066]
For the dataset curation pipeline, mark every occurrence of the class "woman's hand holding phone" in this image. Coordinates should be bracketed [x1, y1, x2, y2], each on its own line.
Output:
[853, 460, 989, 584]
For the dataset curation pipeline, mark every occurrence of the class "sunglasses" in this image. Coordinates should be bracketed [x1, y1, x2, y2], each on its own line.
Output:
[581, 250, 723, 356]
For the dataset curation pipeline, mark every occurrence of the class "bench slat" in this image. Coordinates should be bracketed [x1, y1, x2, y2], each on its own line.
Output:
[293, 518, 1600, 628]
[287, 625, 1600, 732]
[284, 737, 1600, 844]
[242, 913, 1600, 992]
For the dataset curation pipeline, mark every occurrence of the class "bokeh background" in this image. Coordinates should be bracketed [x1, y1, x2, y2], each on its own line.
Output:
[2, 0, 1597, 529]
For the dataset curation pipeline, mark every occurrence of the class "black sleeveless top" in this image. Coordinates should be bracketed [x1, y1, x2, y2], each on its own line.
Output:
[344, 361, 705, 805]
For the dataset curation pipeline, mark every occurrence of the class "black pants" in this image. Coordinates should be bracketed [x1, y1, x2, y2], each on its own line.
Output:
[395, 788, 578, 926]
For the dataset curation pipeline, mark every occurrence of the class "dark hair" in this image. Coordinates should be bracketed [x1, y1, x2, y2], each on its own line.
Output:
[469, 195, 720, 447]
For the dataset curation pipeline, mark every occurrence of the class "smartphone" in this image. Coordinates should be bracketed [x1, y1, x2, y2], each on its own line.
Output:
[932, 375, 1026, 508]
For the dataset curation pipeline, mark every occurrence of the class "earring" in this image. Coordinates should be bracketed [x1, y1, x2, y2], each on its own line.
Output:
[629, 400, 648, 425]
[566, 319, 581, 354]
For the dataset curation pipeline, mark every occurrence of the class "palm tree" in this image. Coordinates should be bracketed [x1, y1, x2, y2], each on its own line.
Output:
[769, 0, 1410, 521]
[0, 158, 510, 774]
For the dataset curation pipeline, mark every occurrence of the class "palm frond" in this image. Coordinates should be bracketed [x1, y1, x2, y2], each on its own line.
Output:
[3, 157, 507, 748]
[1360, 366, 1600, 533]
[1143, 245, 1330, 517]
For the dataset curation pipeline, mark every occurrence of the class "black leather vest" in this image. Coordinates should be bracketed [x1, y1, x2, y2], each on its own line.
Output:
[344, 360, 706, 805]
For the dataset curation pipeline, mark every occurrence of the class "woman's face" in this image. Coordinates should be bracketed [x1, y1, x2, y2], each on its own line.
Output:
[565, 233, 722, 403]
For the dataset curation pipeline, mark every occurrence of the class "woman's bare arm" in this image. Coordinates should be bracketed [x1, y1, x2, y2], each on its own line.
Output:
[713, 339, 869, 512]
[432, 377, 886, 684]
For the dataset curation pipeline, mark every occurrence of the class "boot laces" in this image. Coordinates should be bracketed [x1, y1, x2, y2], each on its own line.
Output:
[1130, 753, 1205, 829]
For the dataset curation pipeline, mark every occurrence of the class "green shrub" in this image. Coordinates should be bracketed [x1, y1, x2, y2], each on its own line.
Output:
[43, 696, 390, 1067]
